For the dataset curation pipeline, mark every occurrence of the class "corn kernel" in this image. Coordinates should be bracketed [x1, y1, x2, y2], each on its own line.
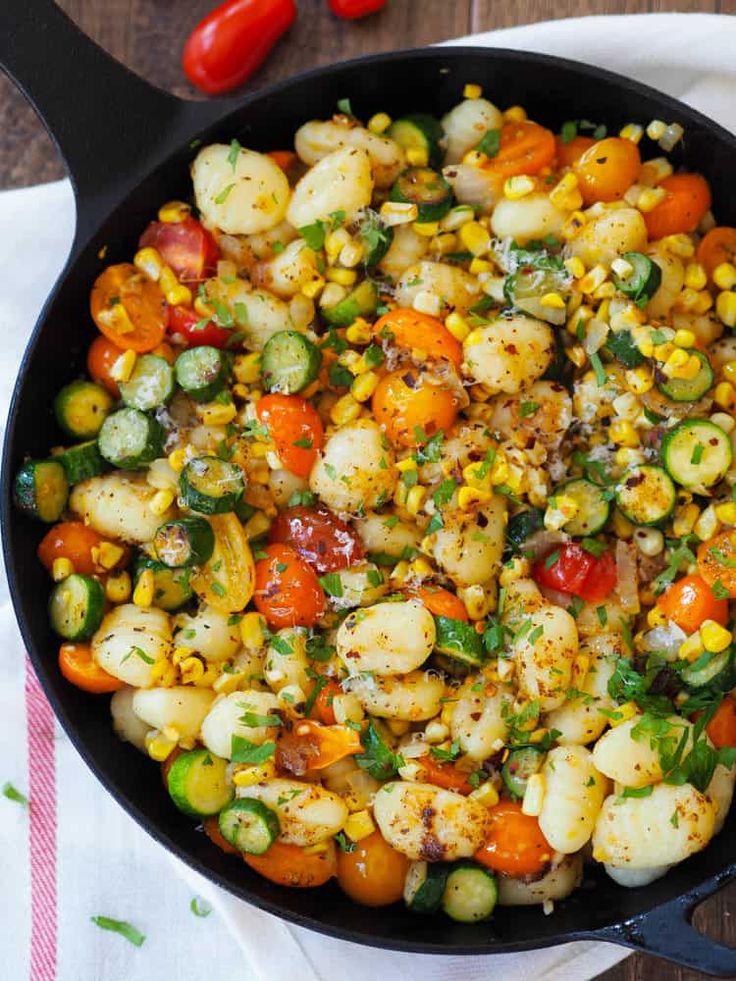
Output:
[647, 606, 668, 628]
[326, 267, 357, 287]
[395, 458, 417, 475]
[714, 262, 736, 291]
[637, 187, 667, 213]
[612, 509, 635, 539]
[134, 246, 163, 281]
[694, 504, 720, 542]
[109, 349, 137, 383]
[351, 370, 379, 403]
[133, 568, 154, 607]
[563, 257, 586, 280]
[540, 292, 566, 310]
[646, 119, 667, 141]
[94, 542, 124, 571]
[673, 502, 700, 537]
[504, 175, 535, 200]
[468, 258, 491, 277]
[167, 447, 188, 472]
[714, 381, 736, 410]
[640, 157, 673, 188]
[412, 289, 442, 317]
[406, 146, 429, 167]
[197, 400, 237, 426]
[444, 311, 469, 342]
[615, 447, 646, 468]
[611, 257, 634, 280]
[462, 149, 486, 167]
[412, 221, 440, 238]
[240, 612, 266, 650]
[338, 240, 364, 269]
[145, 731, 177, 761]
[711, 412, 735, 434]
[458, 220, 491, 257]
[344, 809, 376, 841]
[625, 365, 654, 395]
[608, 420, 640, 447]
[158, 200, 190, 223]
[579, 264, 608, 294]
[233, 762, 277, 787]
[440, 205, 475, 232]
[469, 781, 500, 808]
[345, 318, 372, 345]
[679, 634, 706, 663]
[499, 556, 530, 587]
[367, 112, 391, 134]
[149, 489, 175, 517]
[105, 570, 132, 603]
[620, 123, 644, 144]
[502, 104, 526, 122]
[242, 511, 271, 541]
[179, 655, 205, 685]
[718, 291, 736, 329]
[661, 347, 691, 377]
[380, 201, 418, 226]
[611, 701, 639, 726]
[330, 393, 362, 426]
[549, 172, 582, 210]
[301, 276, 326, 300]
[52, 557, 74, 582]
[332, 692, 364, 726]
[701, 620, 732, 653]
[193, 296, 212, 318]
[544, 495, 578, 532]
[521, 773, 545, 817]
[324, 228, 351, 259]
[405, 485, 427, 516]
[171, 646, 195, 666]
[634, 527, 664, 557]
[561, 210, 587, 241]
[458, 486, 492, 510]
[682, 262, 707, 292]
[463, 83, 482, 99]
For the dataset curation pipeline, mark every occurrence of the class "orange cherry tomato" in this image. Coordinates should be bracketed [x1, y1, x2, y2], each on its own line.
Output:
[276, 719, 363, 775]
[37, 522, 105, 576]
[256, 393, 324, 478]
[90, 263, 167, 352]
[268, 150, 298, 172]
[698, 531, 736, 599]
[696, 226, 736, 279]
[372, 368, 460, 448]
[658, 574, 729, 633]
[482, 120, 556, 178]
[308, 678, 342, 725]
[336, 831, 409, 907]
[555, 134, 595, 169]
[86, 335, 124, 397]
[203, 814, 240, 855]
[474, 799, 553, 877]
[644, 173, 712, 240]
[373, 308, 463, 369]
[415, 755, 473, 795]
[58, 643, 124, 694]
[408, 585, 468, 621]
[573, 137, 641, 205]
[244, 839, 337, 887]
[139, 216, 219, 284]
[704, 696, 736, 749]
[254, 543, 325, 629]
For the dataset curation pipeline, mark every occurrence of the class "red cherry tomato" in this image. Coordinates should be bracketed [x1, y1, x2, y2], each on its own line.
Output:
[139, 217, 219, 283]
[533, 544, 617, 603]
[329, 0, 386, 18]
[269, 506, 364, 574]
[167, 304, 233, 349]
[256, 394, 324, 478]
[254, 543, 326, 629]
[182, 0, 297, 95]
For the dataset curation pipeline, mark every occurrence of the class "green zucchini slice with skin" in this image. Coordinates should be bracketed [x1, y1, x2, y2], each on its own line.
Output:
[556, 478, 610, 537]
[55, 441, 108, 484]
[49, 573, 105, 641]
[662, 419, 733, 490]
[97, 408, 164, 470]
[657, 350, 714, 402]
[14, 459, 68, 522]
[387, 114, 445, 169]
[434, 616, 485, 667]
[404, 860, 450, 913]
[134, 557, 193, 611]
[502, 746, 545, 798]
[119, 354, 175, 410]
[605, 329, 645, 368]
[154, 517, 215, 568]
[175, 346, 229, 402]
[322, 280, 378, 327]
[218, 798, 280, 854]
[166, 749, 233, 818]
[389, 166, 453, 223]
[506, 508, 544, 554]
[261, 330, 322, 394]
[615, 465, 677, 526]
[504, 267, 568, 326]
[681, 648, 736, 691]
[179, 456, 245, 515]
[356, 212, 394, 267]
[54, 380, 113, 439]
[442, 863, 498, 923]
[612, 251, 662, 307]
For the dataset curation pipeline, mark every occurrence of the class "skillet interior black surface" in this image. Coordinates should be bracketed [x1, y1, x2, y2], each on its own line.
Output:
[4, 3, 736, 972]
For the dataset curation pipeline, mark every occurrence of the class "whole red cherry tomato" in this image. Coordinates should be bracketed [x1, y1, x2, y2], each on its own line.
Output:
[183, 0, 297, 95]
[329, 0, 387, 19]
[532, 544, 617, 603]
[139, 217, 219, 283]
[269, 506, 364, 574]
[167, 305, 234, 349]
[254, 544, 325, 629]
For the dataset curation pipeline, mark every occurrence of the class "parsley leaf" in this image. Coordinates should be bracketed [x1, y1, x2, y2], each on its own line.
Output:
[90, 916, 146, 947]
[476, 128, 501, 157]
[319, 573, 344, 598]
[227, 138, 241, 170]
[355, 721, 404, 780]
[298, 221, 327, 251]
[231, 735, 276, 764]
[2, 782, 28, 806]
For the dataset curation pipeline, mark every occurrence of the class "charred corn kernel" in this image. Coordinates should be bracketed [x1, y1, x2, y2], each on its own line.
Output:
[396, 457, 418, 474]
[701, 620, 732, 653]
[380, 200, 418, 226]
[615, 447, 646, 468]
[718, 291, 736, 329]
[390, 558, 410, 583]
[637, 187, 667, 213]
[625, 365, 654, 394]
[232, 352, 261, 384]
[647, 606, 668, 628]
[406, 485, 427, 516]
[412, 290, 442, 317]
[503, 104, 527, 122]
[338, 349, 363, 374]
[571, 654, 590, 687]
[145, 731, 177, 761]
[694, 505, 720, 542]
[678, 633, 705, 663]
[96, 541, 125, 570]
[716, 502, 736, 524]
[52, 557, 74, 582]
[677, 287, 701, 312]
[504, 175, 535, 200]
[331, 393, 361, 426]
[134, 246, 163, 281]
[579, 265, 608, 295]
[233, 762, 277, 787]
[350, 371, 379, 403]
[242, 511, 272, 541]
[469, 781, 499, 808]
[197, 400, 237, 425]
[458, 485, 492, 509]
[444, 311, 470, 341]
[714, 262, 736, 291]
[133, 568, 154, 608]
[463, 461, 491, 489]
[463, 82, 482, 99]
[458, 583, 491, 621]
[469, 257, 492, 276]
[105, 570, 132, 603]
[635, 527, 664, 557]
[593, 281, 616, 300]
[345, 318, 372, 345]
[549, 172, 581, 208]
[662, 233, 695, 258]
[158, 200, 190, 223]
[326, 267, 357, 287]
[489, 452, 510, 486]
[662, 347, 691, 377]
[611, 257, 634, 280]
[612, 509, 635, 540]
[564, 257, 586, 281]
[562, 210, 587, 241]
[673, 502, 700, 537]
[521, 773, 545, 817]
[367, 111, 392, 134]
[172, 646, 195, 666]
[640, 156, 674, 188]
[462, 149, 487, 167]
[539, 292, 566, 311]
[654, 341, 676, 363]
[410, 556, 434, 578]
[240, 612, 266, 649]
[110, 349, 137, 383]
[676, 353, 706, 380]
[544, 495, 578, 531]
[168, 447, 188, 472]
[683, 263, 707, 292]
[149, 489, 175, 516]
[620, 123, 644, 144]
[458, 220, 491, 256]
[179, 656, 205, 685]
[673, 328, 697, 348]
[608, 420, 640, 447]
[301, 275, 326, 300]
[405, 146, 429, 166]
[714, 381, 736, 410]
[499, 556, 530, 586]
[412, 221, 440, 238]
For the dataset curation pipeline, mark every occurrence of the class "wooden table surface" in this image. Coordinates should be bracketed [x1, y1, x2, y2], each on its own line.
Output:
[3, 0, 736, 977]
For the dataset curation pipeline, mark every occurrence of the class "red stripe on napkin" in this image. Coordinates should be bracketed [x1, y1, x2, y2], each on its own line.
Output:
[25, 658, 58, 981]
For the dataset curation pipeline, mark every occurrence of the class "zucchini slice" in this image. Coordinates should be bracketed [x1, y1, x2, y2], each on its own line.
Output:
[175, 346, 229, 402]
[612, 252, 662, 307]
[14, 459, 68, 522]
[388, 114, 444, 169]
[556, 479, 610, 537]
[218, 798, 280, 854]
[390, 166, 453, 223]
[356, 212, 394, 267]
[134, 557, 193, 611]
[504, 266, 569, 326]
[506, 508, 544, 554]
[441, 863, 498, 923]
[54, 380, 113, 439]
[657, 350, 714, 402]
[166, 749, 233, 818]
[615, 465, 676, 526]
[179, 457, 245, 515]
[322, 280, 378, 327]
[434, 616, 485, 667]
[662, 419, 732, 490]
[49, 573, 105, 641]
[97, 408, 164, 470]
[404, 860, 449, 913]
[154, 517, 215, 568]
[502, 746, 545, 798]
[605, 329, 645, 369]
[55, 440, 107, 484]
[261, 330, 322, 394]
[119, 354, 175, 410]
[681, 649, 736, 691]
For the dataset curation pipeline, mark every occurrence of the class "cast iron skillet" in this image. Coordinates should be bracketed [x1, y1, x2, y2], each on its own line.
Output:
[4, 0, 736, 973]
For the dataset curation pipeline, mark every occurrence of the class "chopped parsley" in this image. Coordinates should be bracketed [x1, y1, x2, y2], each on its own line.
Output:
[90, 916, 146, 947]
[231, 736, 276, 764]
[2, 782, 28, 806]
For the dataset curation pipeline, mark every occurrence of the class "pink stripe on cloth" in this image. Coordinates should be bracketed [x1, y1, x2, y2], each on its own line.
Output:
[25, 658, 58, 981]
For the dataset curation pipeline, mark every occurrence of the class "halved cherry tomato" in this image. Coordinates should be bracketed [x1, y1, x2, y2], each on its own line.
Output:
[704, 696, 736, 749]
[269, 505, 364, 574]
[267, 150, 298, 172]
[58, 643, 124, 694]
[276, 719, 362, 775]
[373, 308, 463, 369]
[573, 137, 641, 205]
[696, 226, 736, 279]
[91, 263, 167, 353]
[244, 839, 337, 887]
[555, 134, 595, 169]
[203, 814, 240, 855]
[482, 120, 556, 178]
[329, 0, 386, 19]
[38, 522, 105, 576]
[167, 304, 233, 349]
[372, 368, 459, 448]
[416, 755, 473, 795]
[474, 799, 553, 877]
[533, 544, 617, 602]
[336, 831, 408, 906]
[408, 585, 468, 621]
[256, 394, 324, 478]
[658, 574, 729, 633]
[698, 530, 736, 599]
[86, 335, 125, 397]
[644, 173, 712, 240]
[308, 678, 342, 725]
[254, 543, 325, 628]
[140, 216, 219, 283]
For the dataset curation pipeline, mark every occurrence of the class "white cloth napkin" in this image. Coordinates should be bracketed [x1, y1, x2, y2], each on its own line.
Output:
[3, 12, 736, 980]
